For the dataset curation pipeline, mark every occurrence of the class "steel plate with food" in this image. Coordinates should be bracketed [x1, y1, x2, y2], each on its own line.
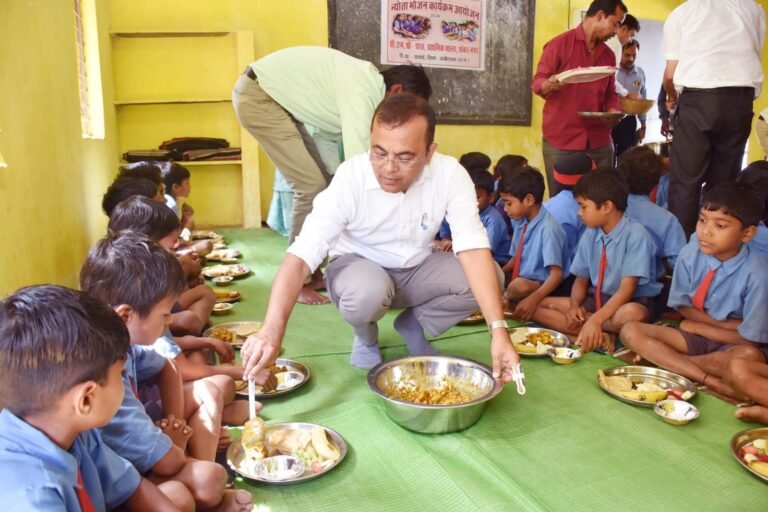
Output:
[214, 289, 241, 303]
[206, 248, 242, 262]
[458, 310, 484, 325]
[234, 359, 310, 398]
[368, 356, 503, 433]
[202, 264, 250, 279]
[191, 230, 223, 241]
[554, 66, 616, 84]
[508, 327, 571, 357]
[203, 321, 262, 348]
[597, 366, 697, 407]
[731, 427, 768, 483]
[577, 111, 626, 120]
[227, 420, 347, 484]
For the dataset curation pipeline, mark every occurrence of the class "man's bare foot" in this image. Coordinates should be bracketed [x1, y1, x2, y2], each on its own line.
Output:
[216, 489, 253, 512]
[156, 414, 193, 451]
[735, 404, 768, 424]
[599, 333, 616, 354]
[297, 285, 330, 305]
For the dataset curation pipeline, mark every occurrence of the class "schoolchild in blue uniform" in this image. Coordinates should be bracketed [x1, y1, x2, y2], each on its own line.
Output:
[622, 183, 768, 397]
[498, 167, 570, 321]
[534, 169, 661, 353]
[467, 168, 511, 267]
[737, 161, 768, 261]
[80, 231, 254, 511]
[0, 285, 182, 511]
[493, 154, 528, 233]
[543, 152, 594, 256]
[618, 146, 686, 274]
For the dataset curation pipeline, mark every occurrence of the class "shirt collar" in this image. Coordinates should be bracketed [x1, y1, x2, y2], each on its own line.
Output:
[629, 193, 650, 204]
[599, 214, 630, 245]
[0, 409, 78, 485]
[523, 206, 546, 230]
[701, 241, 750, 276]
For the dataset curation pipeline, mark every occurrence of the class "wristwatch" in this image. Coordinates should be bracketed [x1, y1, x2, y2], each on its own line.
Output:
[487, 319, 509, 335]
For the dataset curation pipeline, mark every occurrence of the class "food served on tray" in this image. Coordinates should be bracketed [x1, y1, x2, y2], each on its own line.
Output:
[234, 361, 309, 397]
[384, 376, 475, 405]
[509, 328, 567, 355]
[598, 369, 690, 403]
[214, 289, 241, 303]
[737, 437, 768, 478]
[242, 424, 341, 475]
[202, 264, 249, 278]
[207, 322, 262, 346]
[234, 322, 262, 337]
[207, 249, 242, 262]
[191, 230, 222, 240]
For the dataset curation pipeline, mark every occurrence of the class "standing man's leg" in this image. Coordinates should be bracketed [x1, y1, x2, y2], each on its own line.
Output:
[611, 115, 637, 164]
[668, 91, 712, 236]
[586, 142, 615, 170]
[542, 138, 568, 197]
[233, 73, 331, 304]
[389, 252, 502, 355]
[704, 90, 753, 192]
[325, 254, 396, 369]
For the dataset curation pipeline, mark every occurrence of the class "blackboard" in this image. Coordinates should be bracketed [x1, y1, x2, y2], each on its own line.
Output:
[328, 0, 536, 126]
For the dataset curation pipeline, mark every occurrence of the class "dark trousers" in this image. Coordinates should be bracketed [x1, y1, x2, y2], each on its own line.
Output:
[668, 87, 754, 235]
[612, 115, 637, 163]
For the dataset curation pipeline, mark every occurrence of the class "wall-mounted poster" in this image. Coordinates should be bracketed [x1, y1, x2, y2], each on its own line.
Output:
[381, 0, 486, 71]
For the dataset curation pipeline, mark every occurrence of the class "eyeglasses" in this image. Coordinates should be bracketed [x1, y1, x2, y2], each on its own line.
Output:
[369, 152, 419, 170]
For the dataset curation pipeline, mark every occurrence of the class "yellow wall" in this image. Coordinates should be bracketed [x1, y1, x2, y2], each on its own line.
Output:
[0, 0, 118, 295]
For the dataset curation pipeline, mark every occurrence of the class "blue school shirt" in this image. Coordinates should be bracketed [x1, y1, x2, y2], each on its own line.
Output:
[654, 174, 669, 209]
[543, 190, 584, 255]
[570, 215, 662, 298]
[438, 218, 451, 240]
[480, 205, 511, 266]
[626, 194, 686, 270]
[0, 410, 140, 511]
[750, 222, 768, 261]
[98, 345, 173, 474]
[668, 239, 768, 342]
[508, 206, 570, 282]
[152, 330, 183, 359]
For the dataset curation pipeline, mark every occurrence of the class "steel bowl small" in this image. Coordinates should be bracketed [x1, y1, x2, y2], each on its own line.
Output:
[367, 356, 503, 434]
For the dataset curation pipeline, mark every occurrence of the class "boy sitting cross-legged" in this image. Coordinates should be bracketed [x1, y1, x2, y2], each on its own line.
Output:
[80, 232, 253, 511]
[621, 183, 768, 397]
[499, 166, 570, 321]
[0, 285, 192, 511]
[533, 168, 662, 353]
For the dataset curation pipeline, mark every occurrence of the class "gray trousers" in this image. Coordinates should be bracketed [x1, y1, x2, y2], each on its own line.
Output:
[325, 252, 499, 340]
[542, 138, 614, 196]
[232, 74, 332, 243]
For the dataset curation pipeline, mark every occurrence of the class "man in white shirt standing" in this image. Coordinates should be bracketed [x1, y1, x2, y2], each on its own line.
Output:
[606, 13, 640, 98]
[663, 0, 766, 235]
[240, 94, 522, 386]
[233, 47, 432, 304]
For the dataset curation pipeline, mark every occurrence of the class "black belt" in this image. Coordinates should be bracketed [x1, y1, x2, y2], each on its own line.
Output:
[682, 86, 754, 95]
[245, 67, 257, 80]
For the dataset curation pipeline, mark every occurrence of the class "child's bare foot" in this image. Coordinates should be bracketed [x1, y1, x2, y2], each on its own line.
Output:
[222, 400, 250, 426]
[297, 285, 330, 305]
[216, 489, 253, 512]
[599, 333, 616, 354]
[735, 404, 768, 425]
[217, 426, 233, 451]
[156, 414, 193, 451]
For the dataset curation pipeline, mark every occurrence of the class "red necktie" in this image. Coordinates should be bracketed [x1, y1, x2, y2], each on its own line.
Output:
[511, 223, 528, 280]
[692, 268, 717, 311]
[595, 245, 607, 310]
[650, 186, 658, 204]
[76, 469, 96, 512]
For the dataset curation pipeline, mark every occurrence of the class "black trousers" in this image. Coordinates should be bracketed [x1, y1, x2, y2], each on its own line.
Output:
[612, 115, 637, 163]
[668, 87, 754, 236]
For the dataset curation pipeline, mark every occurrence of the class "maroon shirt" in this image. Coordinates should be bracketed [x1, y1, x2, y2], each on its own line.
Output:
[532, 24, 620, 151]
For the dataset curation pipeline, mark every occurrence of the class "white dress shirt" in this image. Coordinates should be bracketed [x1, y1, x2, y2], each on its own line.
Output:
[288, 152, 490, 271]
[664, 0, 765, 97]
[606, 36, 629, 97]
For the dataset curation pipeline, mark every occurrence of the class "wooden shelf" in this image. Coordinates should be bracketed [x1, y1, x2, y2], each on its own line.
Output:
[115, 98, 231, 106]
[111, 31, 231, 38]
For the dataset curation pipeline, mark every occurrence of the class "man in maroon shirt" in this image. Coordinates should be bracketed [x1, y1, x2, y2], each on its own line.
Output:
[533, 0, 627, 195]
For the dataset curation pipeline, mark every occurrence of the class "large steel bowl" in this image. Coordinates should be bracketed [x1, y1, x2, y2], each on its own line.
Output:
[367, 356, 503, 434]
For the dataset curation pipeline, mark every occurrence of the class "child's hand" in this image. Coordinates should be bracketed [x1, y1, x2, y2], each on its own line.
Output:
[182, 204, 195, 217]
[156, 414, 193, 451]
[512, 295, 539, 322]
[565, 305, 586, 331]
[576, 317, 603, 352]
[255, 369, 278, 392]
[679, 319, 702, 335]
[432, 239, 452, 252]
[207, 337, 235, 363]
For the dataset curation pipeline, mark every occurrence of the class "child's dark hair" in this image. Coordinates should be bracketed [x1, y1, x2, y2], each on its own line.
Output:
[80, 231, 187, 317]
[0, 285, 129, 417]
[161, 161, 191, 195]
[701, 182, 763, 228]
[460, 152, 492, 172]
[108, 196, 181, 242]
[498, 166, 545, 204]
[496, 154, 528, 180]
[118, 161, 163, 187]
[617, 146, 662, 195]
[573, 167, 629, 212]
[102, 177, 158, 217]
[468, 168, 495, 195]
[738, 162, 768, 224]
[380, 65, 432, 100]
